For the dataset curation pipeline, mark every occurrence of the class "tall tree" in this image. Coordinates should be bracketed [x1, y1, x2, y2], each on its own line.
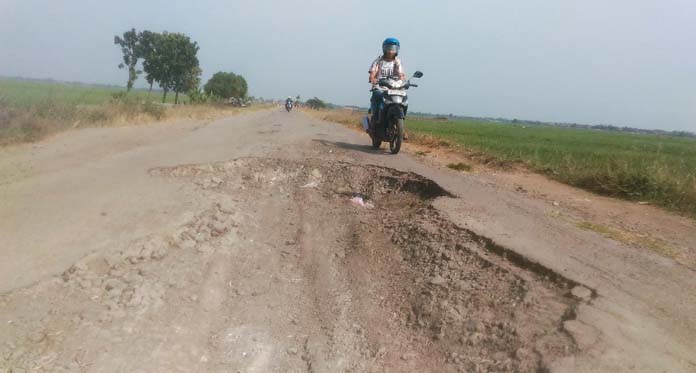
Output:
[114, 28, 141, 91]
[137, 30, 162, 94]
[154, 32, 201, 104]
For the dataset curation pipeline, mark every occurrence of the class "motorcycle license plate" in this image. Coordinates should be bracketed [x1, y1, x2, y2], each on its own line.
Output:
[387, 90, 406, 96]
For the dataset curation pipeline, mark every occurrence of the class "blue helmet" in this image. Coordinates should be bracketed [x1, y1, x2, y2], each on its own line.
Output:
[382, 37, 400, 56]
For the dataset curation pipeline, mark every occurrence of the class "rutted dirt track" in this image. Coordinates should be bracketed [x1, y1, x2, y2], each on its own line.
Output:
[1, 109, 695, 372]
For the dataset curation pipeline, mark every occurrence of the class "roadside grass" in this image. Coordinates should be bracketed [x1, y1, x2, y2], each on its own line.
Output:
[0, 78, 180, 106]
[0, 78, 259, 146]
[310, 108, 364, 130]
[307, 108, 696, 217]
[408, 119, 696, 216]
[1, 97, 171, 145]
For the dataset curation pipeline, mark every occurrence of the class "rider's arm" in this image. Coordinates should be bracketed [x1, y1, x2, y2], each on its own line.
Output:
[369, 58, 379, 84]
[396, 59, 406, 80]
[369, 70, 378, 84]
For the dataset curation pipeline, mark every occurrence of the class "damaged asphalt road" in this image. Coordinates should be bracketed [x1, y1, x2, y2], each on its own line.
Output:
[1, 109, 694, 372]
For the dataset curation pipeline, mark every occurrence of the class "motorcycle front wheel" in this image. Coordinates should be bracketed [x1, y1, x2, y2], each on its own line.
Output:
[389, 119, 404, 154]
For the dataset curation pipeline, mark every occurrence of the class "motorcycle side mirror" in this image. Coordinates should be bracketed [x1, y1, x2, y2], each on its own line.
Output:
[412, 71, 424, 78]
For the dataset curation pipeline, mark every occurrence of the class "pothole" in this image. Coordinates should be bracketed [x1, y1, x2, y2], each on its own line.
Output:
[152, 157, 579, 371]
[151, 157, 452, 203]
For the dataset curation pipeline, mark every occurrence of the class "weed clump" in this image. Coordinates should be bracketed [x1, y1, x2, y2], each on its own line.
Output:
[447, 162, 472, 172]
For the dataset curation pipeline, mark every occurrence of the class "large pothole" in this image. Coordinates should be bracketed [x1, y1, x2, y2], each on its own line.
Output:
[153, 157, 579, 372]
[0, 157, 580, 372]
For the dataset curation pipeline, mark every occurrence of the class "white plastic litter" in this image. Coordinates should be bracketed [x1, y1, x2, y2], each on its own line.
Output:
[350, 196, 374, 208]
[301, 181, 319, 188]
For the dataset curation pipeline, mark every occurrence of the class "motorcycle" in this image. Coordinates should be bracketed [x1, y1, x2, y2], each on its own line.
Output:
[367, 71, 423, 154]
[285, 101, 293, 112]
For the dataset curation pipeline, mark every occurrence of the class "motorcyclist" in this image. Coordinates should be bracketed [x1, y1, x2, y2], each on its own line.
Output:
[286, 96, 293, 105]
[368, 38, 406, 134]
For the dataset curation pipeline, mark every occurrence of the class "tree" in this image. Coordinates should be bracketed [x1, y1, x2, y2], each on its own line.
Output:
[306, 97, 327, 109]
[114, 28, 141, 91]
[152, 32, 201, 104]
[231, 74, 248, 99]
[204, 72, 248, 100]
[137, 30, 162, 94]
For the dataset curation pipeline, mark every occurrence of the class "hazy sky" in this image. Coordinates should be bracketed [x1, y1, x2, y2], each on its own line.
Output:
[1, 0, 695, 131]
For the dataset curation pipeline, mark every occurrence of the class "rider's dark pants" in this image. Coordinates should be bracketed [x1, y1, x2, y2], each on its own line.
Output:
[369, 90, 385, 130]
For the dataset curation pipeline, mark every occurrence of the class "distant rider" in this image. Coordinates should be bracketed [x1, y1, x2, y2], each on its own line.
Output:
[368, 38, 406, 134]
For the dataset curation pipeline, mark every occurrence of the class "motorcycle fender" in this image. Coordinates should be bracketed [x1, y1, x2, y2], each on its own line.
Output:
[387, 105, 405, 120]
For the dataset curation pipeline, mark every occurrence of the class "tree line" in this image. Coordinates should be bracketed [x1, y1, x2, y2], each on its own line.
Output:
[114, 28, 247, 104]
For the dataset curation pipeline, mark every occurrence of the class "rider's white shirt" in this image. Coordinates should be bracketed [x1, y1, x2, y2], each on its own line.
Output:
[369, 56, 405, 81]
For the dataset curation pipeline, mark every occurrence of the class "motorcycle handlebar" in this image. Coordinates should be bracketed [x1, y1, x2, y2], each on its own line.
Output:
[371, 82, 419, 92]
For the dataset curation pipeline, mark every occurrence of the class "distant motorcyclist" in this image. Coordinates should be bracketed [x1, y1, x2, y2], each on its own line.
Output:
[368, 38, 406, 133]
